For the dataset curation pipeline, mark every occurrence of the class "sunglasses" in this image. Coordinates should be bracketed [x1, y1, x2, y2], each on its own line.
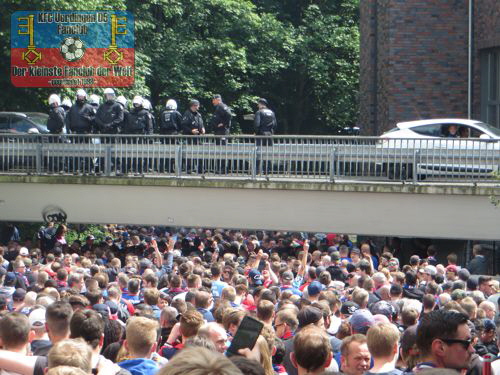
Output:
[438, 338, 472, 350]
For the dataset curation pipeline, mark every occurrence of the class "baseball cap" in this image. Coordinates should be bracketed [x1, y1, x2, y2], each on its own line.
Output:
[400, 324, 418, 352]
[93, 303, 111, 319]
[4, 272, 16, 286]
[13, 288, 26, 301]
[340, 301, 359, 316]
[446, 265, 458, 274]
[248, 269, 263, 286]
[349, 309, 375, 334]
[482, 319, 496, 332]
[86, 235, 95, 241]
[29, 308, 46, 328]
[307, 281, 324, 297]
[19, 247, 29, 256]
[282, 271, 294, 282]
[350, 247, 361, 255]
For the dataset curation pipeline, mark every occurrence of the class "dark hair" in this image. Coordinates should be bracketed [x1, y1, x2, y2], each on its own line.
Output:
[0, 312, 30, 348]
[230, 356, 265, 375]
[390, 284, 403, 296]
[416, 309, 469, 356]
[46, 301, 73, 337]
[128, 278, 140, 294]
[70, 309, 104, 349]
[405, 271, 417, 286]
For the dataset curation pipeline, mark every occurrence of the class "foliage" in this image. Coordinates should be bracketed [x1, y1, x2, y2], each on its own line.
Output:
[65, 224, 107, 244]
[0, 0, 360, 134]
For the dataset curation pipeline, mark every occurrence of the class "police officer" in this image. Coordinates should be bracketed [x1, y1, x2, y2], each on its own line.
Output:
[254, 98, 277, 137]
[124, 96, 152, 135]
[141, 99, 155, 135]
[159, 99, 182, 135]
[181, 100, 205, 136]
[116, 95, 130, 134]
[94, 88, 124, 136]
[66, 89, 94, 135]
[47, 94, 66, 135]
[210, 94, 232, 139]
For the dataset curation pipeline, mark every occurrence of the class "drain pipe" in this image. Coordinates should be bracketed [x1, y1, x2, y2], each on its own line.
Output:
[468, 0, 473, 119]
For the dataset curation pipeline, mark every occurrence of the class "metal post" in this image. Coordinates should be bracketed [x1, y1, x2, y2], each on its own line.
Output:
[35, 143, 43, 174]
[329, 147, 337, 183]
[251, 147, 257, 180]
[175, 145, 182, 178]
[412, 150, 420, 183]
[104, 145, 112, 176]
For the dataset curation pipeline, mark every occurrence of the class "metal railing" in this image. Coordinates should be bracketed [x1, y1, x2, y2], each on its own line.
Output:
[0, 134, 499, 183]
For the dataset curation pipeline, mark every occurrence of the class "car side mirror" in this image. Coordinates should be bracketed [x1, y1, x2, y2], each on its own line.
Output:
[27, 128, 40, 134]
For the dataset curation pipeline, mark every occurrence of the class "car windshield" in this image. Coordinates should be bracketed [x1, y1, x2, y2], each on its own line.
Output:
[474, 122, 500, 137]
[25, 113, 48, 126]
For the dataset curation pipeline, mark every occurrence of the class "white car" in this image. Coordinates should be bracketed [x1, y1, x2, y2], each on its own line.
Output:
[377, 119, 500, 179]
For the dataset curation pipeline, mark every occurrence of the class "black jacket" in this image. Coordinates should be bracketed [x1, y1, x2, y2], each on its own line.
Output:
[95, 100, 124, 134]
[181, 110, 204, 135]
[159, 110, 182, 134]
[210, 103, 232, 135]
[124, 107, 152, 134]
[66, 100, 94, 133]
[467, 255, 488, 275]
[254, 108, 277, 135]
[47, 106, 66, 134]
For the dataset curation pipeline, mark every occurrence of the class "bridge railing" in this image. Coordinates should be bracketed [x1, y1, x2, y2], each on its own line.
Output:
[0, 134, 499, 182]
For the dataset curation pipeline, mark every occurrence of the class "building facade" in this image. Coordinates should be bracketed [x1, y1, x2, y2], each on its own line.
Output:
[359, 0, 500, 135]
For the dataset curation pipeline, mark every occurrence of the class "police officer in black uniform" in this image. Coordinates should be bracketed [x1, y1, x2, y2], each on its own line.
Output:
[254, 98, 277, 146]
[65, 89, 94, 173]
[124, 96, 152, 135]
[66, 89, 94, 136]
[181, 100, 205, 136]
[210, 94, 232, 142]
[94, 88, 124, 139]
[47, 94, 66, 135]
[159, 99, 182, 136]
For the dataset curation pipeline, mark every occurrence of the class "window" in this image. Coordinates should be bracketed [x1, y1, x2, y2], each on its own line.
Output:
[0, 116, 9, 130]
[10, 116, 35, 132]
[410, 124, 442, 137]
[481, 49, 500, 127]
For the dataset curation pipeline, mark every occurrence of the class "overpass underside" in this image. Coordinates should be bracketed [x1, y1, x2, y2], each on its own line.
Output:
[1, 175, 499, 241]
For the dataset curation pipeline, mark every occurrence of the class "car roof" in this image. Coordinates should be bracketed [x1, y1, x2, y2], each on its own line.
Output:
[396, 119, 483, 129]
[0, 112, 28, 117]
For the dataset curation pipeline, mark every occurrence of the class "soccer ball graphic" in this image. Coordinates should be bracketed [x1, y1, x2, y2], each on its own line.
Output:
[60, 37, 85, 62]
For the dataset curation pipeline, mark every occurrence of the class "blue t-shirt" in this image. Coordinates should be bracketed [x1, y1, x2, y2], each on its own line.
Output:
[211, 280, 228, 299]
[119, 358, 158, 375]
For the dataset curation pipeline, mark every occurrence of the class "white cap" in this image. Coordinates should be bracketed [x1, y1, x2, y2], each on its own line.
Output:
[61, 98, 72, 108]
[116, 95, 127, 106]
[29, 308, 46, 328]
[48, 94, 61, 105]
[142, 99, 152, 110]
[132, 96, 143, 105]
[103, 88, 115, 95]
[89, 94, 100, 105]
[166, 99, 177, 110]
[76, 89, 87, 98]
[19, 247, 29, 256]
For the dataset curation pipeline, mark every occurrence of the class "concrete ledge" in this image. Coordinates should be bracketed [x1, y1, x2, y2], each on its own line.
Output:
[0, 174, 500, 196]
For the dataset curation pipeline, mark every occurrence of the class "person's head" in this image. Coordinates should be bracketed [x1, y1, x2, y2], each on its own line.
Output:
[366, 323, 400, 362]
[47, 338, 92, 373]
[179, 309, 204, 339]
[189, 99, 200, 112]
[124, 316, 159, 358]
[478, 276, 494, 297]
[222, 308, 246, 336]
[0, 312, 33, 351]
[198, 322, 228, 353]
[157, 347, 242, 375]
[416, 309, 473, 371]
[257, 300, 275, 323]
[478, 300, 496, 320]
[274, 308, 298, 339]
[195, 290, 212, 309]
[257, 98, 268, 110]
[230, 356, 265, 375]
[70, 309, 104, 350]
[478, 319, 496, 344]
[352, 288, 369, 309]
[212, 94, 222, 106]
[340, 334, 371, 375]
[473, 244, 483, 257]
[103, 88, 115, 102]
[46, 301, 73, 341]
[46, 366, 88, 375]
[291, 326, 332, 375]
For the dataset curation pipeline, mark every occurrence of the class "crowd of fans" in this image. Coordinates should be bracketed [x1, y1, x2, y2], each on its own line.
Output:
[0, 223, 498, 375]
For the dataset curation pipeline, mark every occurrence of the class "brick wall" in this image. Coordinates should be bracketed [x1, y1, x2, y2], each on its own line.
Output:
[360, 0, 472, 135]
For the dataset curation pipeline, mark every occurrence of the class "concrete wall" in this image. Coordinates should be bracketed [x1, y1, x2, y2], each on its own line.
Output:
[1, 176, 499, 240]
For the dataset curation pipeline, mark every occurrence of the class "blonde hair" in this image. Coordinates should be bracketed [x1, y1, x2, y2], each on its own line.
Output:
[125, 317, 159, 357]
[46, 366, 88, 375]
[366, 322, 400, 358]
[48, 339, 92, 373]
[157, 347, 241, 375]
